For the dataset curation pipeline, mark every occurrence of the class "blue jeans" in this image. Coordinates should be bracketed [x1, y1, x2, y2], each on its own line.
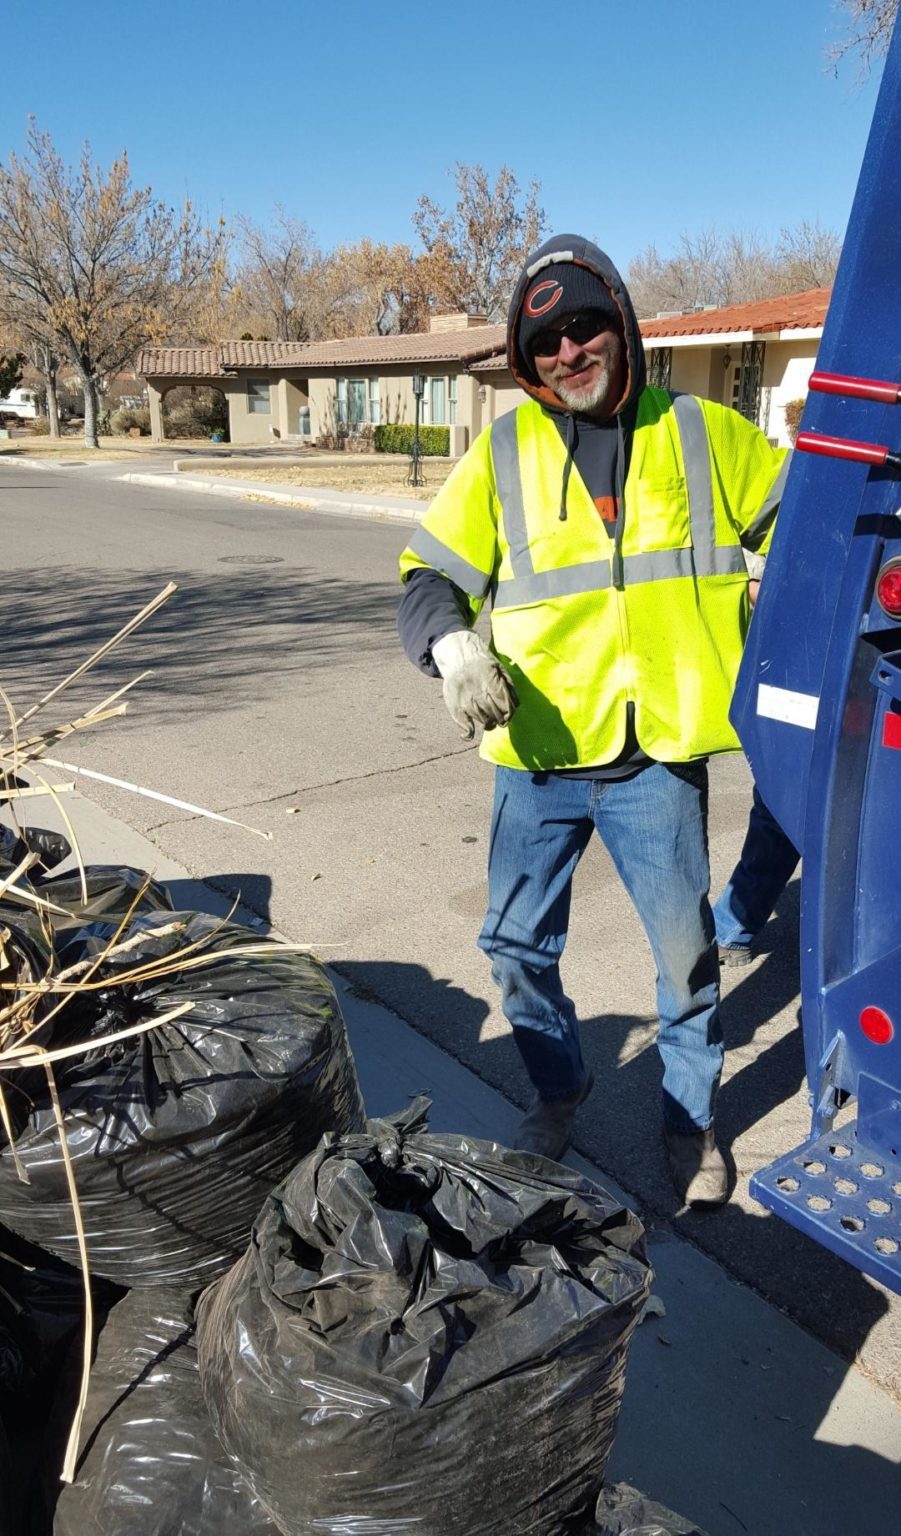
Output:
[712, 786, 800, 951]
[478, 763, 723, 1134]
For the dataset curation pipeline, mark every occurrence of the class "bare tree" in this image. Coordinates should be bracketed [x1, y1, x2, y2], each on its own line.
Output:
[775, 220, 843, 290]
[0, 298, 66, 434]
[627, 223, 841, 319]
[413, 164, 547, 322]
[317, 241, 431, 336]
[232, 208, 321, 341]
[0, 347, 23, 398]
[0, 122, 225, 446]
[830, 0, 898, 75]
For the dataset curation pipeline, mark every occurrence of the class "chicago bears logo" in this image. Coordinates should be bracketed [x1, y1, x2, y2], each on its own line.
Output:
[524, 278, 564, 317]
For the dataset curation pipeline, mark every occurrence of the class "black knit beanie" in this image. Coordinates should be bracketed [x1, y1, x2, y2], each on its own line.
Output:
[518, 262, 620, 365]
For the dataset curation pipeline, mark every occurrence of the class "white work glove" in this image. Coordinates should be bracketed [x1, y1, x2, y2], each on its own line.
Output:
[431, 630, 519, 741]
[744, 550, 766, 608]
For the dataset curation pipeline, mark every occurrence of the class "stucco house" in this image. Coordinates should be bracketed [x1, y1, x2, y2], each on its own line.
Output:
[137, 287, 829, 452]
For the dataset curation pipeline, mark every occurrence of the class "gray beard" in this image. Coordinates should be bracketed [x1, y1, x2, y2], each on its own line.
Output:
[554, 357, 617, 414]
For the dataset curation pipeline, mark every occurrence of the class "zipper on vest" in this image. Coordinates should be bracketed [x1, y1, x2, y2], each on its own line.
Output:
[612, 418, 636, 708]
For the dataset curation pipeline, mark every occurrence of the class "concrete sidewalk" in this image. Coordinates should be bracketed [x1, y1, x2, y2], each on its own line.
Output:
[7, 785, 900, 1536]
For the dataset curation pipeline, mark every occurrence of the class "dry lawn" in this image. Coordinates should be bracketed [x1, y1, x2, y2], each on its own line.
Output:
[201, 459, 455, 500]
[0, 435, 221, 459]
[0, 436, 140, 460]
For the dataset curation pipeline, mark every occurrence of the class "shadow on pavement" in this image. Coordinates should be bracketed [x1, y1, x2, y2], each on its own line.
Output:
[0, 563, 401, 724]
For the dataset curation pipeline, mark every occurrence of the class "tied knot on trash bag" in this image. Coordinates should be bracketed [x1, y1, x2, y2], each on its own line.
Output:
[197, 1102, 652, 1536]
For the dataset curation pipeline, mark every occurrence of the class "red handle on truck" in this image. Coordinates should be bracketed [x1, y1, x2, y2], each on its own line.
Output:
[796, 430, 901, 469]
[809, 371, 901, 404]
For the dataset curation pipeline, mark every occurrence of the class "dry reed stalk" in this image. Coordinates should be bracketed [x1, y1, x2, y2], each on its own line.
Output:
[0, 583, 298, 1483]
[0, 999, 195, 1070]
[0, 873, 174, 1043]
[7, 582, 176, 736]
[40, 758, 273, 840]
[0, 784, 75, 800]
[9, 703, 129, 765]
[40, 1054, 93, 1484]
[0, 850, 38, 901]
[29, 770, 88, 906]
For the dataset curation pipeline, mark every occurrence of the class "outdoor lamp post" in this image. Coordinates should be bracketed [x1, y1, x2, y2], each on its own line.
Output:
[409, 371, 425, 487]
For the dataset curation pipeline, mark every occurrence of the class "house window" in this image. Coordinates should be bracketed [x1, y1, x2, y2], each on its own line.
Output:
[430, 376, 446, 425]
[369, 379, 381, 425]
[336, 378, 375, 429]
[449, 376, 457, 426]
[348, 380, 367, 426]
[247, 379, 270, 414]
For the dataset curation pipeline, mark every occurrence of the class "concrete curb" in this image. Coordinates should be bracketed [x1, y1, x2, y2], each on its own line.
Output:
[117, 470, 428, 525]
[0, 453, 70, 472]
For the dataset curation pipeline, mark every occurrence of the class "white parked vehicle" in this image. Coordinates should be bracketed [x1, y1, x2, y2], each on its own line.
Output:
[0, 387, 38, 419]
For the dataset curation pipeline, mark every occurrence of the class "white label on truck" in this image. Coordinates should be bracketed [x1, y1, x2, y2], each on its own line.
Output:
[757, 683, 819, 729]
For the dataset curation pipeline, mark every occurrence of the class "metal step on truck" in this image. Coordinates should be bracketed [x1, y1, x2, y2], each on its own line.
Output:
[733, 10, 901, 1295]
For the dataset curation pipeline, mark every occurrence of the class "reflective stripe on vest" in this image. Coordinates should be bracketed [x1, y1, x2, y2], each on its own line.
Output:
[490, 395, 745, 607]
[405, 523, 493, 599]
[744, 449, 791, 548]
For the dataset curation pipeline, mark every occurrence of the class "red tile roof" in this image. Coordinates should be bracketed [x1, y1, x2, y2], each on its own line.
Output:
[218, 341, 307, 368]
[639, 288, 830, 338]
[137, 290, 830, 381]
[139, 327, 507, 379]
[136, 347, 221, 377]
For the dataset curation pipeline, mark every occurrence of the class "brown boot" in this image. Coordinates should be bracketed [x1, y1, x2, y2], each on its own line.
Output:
[513, 1072, 594, 1162]
[664, 1125, 728, 1207]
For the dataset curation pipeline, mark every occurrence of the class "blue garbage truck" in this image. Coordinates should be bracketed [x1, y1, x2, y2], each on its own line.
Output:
[734, 15, 901, 1294]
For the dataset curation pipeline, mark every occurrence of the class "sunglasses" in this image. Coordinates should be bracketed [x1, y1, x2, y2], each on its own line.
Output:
[530, 310, 614, 358]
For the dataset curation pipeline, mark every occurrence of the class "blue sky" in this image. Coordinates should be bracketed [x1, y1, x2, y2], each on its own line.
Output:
[2, 0, 885, 269]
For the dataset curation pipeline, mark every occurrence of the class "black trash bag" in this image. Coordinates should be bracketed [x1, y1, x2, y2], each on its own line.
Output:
[0, 1415, 13, 1536]
[0, 1223, 125, 1420]
[593, 1483, 710, 1536]
[51, 1289, 279, 1536]
[0, 1226, 124, 1536]
[0, 910, 366, 1288]
[0, 827, 172, 941]
[0, 823, 172, 959]
[34, 865, 173, 924]
[0, 824, 71, 876]
[197, 1101, 651, 1536]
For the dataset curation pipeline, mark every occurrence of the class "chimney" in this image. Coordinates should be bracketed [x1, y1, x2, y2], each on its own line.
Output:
[429, 312, 490, 333]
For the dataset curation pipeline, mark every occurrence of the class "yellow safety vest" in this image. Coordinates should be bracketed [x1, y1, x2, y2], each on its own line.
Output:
[400, 387, 788, 770]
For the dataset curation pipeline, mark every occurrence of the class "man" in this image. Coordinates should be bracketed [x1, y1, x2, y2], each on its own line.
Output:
[714, 785, 800, 965]
[397, 235, 788, 1206]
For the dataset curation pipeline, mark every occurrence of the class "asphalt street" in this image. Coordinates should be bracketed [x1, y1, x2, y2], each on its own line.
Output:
[2, 456, 899, 1409]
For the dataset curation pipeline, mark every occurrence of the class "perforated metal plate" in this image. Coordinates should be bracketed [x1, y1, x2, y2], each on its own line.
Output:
[750, 1128, 901, 1293]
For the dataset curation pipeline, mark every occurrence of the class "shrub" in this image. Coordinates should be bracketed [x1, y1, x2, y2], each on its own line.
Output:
[783, 397, 806, 445]
[163, 386, 229, 440]
[373, 423, 449, 456]
[110, 406, 152, 436]
[30, 417, 50, 436]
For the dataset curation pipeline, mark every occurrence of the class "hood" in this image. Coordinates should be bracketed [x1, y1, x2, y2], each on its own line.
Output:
[506, 233, 646, 416]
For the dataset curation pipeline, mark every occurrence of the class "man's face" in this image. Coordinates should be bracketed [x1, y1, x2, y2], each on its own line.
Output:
[531, 310, 625, 417]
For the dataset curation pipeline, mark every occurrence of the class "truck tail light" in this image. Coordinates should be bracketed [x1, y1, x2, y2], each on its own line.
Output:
[860, 1006, 894, 1044]
[875, 559, 901, 619]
